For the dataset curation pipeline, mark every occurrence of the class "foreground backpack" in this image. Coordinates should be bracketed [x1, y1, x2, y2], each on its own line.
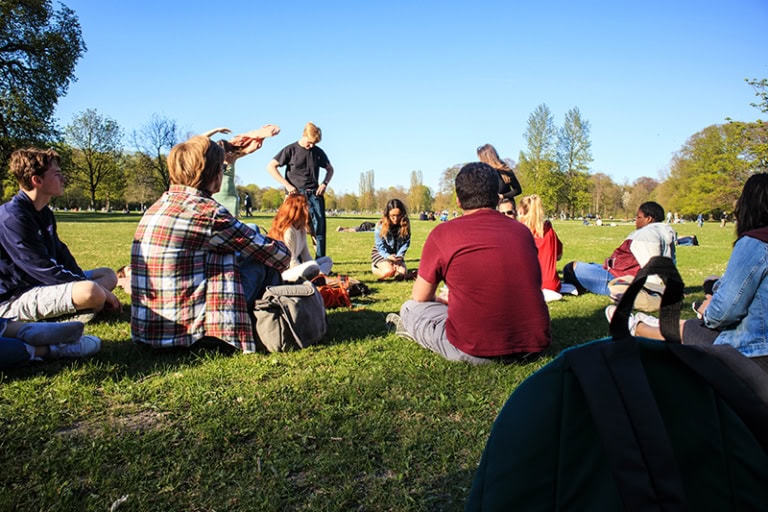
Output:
[466, 257, 768, 511]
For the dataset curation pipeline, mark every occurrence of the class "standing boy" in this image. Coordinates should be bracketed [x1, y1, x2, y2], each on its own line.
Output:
[267, 122, 334, 258]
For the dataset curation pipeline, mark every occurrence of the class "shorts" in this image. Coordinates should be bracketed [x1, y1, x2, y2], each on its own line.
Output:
[682, 319, 720, 346]
[0, 283, 78, 321]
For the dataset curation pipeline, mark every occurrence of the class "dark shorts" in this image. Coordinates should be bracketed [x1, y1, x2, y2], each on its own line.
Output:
[682, 319, 720, 346]
[683, 319, 768, 374]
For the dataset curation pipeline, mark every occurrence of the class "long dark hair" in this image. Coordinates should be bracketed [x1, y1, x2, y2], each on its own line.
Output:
[380, 199, 410, 239]
[735, 173, 768, 237]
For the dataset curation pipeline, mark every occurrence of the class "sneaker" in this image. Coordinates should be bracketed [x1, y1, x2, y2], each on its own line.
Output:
[48, 335, 101, 359]
[635, 312, 660, 329]
[604, 305, 640, 336]
[385, 313, 415, 341]
[692, 301, 703, 319]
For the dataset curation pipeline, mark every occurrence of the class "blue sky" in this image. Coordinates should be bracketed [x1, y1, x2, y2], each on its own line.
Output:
[54, 0, 767, 194]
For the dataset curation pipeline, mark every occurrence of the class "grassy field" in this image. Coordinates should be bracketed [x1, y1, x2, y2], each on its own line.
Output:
[0, 212, 734, 511]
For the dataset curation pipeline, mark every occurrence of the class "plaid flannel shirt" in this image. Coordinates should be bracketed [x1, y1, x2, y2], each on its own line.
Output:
[131, 185, 289, 352]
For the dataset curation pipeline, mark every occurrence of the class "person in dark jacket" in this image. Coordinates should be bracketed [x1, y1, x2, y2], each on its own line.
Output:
[477, 143, 522, 214]
[0, 148, 120, 321]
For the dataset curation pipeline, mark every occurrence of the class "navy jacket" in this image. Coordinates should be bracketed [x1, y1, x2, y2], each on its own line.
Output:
[0, 192, 84, 302]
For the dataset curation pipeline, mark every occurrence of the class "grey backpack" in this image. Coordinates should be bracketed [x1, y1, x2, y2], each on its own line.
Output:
[252, 283, 327, 352]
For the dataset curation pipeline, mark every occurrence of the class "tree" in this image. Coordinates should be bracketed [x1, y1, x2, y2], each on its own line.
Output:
[64, 109, 124, 209]
[133, 114, 181, 191]
[518, 104, 562, 212]
[557, 107, 593, 216]
[358, 170, 375, 212]
[124, 151, 163, 210]
[0, 0, 86, 186]
[408, 170, 433, 213]
[746, 77, 768, 114]
[655, 123, 753, 217]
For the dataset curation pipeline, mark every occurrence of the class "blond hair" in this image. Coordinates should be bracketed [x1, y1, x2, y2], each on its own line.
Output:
[302, 122, 322, 143]
[167, 135, 224, 190]
[517, 194, 545, 238]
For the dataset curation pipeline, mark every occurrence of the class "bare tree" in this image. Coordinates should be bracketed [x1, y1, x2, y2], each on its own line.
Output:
[133, 114, 181, 190]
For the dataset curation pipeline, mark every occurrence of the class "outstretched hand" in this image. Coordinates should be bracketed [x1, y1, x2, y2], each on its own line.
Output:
[201, 127, 232, 137]
[229, 124, 281, 158]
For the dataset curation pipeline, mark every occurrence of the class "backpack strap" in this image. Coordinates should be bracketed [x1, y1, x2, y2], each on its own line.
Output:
[566, 341, 688, 512]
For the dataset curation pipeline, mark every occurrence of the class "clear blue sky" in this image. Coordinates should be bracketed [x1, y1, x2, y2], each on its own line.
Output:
[54, 0, 767, 194]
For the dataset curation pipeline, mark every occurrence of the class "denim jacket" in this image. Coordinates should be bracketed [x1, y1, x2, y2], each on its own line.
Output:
[704, 236, 768, 357]
[374, 223, 410, 259]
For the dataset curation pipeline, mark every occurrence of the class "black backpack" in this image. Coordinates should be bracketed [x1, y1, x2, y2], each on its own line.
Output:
[466, 257, 768, 511]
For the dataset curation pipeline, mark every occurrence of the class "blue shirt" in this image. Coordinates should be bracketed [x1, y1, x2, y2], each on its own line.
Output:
[0, 191, 85, 302]
[374, 222, 410, 259]
[704, 235, 768, 357]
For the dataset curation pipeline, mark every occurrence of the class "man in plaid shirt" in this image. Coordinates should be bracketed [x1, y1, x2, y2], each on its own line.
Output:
[131, 129, 290, 352]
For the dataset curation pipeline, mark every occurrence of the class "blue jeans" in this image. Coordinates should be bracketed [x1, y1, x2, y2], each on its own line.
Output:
[237, 256, 282, 306]
[0, 319, 30, 369]
[571, 262, 613, 296]
[300, 190, 326, 258]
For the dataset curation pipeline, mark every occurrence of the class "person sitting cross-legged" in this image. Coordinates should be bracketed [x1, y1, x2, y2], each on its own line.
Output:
[0, 148, 121, 322]
[131, 131, 290, 353]
[386, 162, 551, 364]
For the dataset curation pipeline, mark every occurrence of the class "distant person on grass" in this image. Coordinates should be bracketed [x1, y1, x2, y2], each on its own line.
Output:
[267, 122, 334, 258]
[131, 131, 290, 353]
[387, 163, 551, 364]
[1, 318, 100, 369]
[268, 193, 333, 282]
[606, 173, 768, 372]
[372, 199, 412, 280]
[336, 221, 375, 232]
[562, 201, 676, 296]
[0, 148, 120, 323]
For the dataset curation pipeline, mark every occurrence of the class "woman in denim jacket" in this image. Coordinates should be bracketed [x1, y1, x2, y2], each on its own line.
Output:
[371, 199, 411, 280]
[617, 174, 768, 371]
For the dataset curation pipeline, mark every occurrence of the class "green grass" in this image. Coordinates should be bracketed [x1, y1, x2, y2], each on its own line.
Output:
[0, 213, 734, 511]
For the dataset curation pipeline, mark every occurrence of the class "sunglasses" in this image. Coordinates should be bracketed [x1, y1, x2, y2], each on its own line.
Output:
[501, 210, 515, 217]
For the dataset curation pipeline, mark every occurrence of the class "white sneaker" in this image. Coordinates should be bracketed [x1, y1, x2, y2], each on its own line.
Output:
[49, 335, 101, 359]
[604, 305, 639, 336]
[385, 313, 415, 341]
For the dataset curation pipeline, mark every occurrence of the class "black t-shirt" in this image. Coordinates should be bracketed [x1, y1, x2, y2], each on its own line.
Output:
[273, 142, 330, 190]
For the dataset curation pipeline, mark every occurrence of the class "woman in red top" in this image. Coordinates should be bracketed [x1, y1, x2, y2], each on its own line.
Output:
[517, 195, 575, 302]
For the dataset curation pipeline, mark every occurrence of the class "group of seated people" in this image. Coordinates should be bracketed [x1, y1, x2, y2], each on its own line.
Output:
[1, 138, 766, 374]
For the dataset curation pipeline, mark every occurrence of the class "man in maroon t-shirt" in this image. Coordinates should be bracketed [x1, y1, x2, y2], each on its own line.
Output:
[387, 162, 551, 364]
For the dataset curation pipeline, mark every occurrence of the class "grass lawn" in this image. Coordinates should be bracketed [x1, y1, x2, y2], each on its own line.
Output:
[0, 212, 733, 511]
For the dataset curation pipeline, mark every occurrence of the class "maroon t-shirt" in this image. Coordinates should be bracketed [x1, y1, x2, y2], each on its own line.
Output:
[418, 209, 551, 357]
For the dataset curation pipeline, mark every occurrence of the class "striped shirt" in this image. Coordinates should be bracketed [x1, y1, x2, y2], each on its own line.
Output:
[131, 185, 289, 352]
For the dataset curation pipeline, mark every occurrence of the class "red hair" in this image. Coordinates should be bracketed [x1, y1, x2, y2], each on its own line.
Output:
[268, 194, 309, 240]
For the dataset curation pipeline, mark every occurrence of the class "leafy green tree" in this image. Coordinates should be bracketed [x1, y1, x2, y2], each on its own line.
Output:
[0, 0, 86, 186]
[63, 109, 123, 209]
[261, 188, 284, 210]
[589, 172, 622, 217]
[518, 104, 562, 212]
[656, 123, 753, 216]
[408, 170, 433, 213]
[358, 170, 375, 212]
[124, 151, 163, 210]
[557, 107, 593, 216]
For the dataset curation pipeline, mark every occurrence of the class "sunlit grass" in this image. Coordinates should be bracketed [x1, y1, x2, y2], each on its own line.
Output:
[0, 212, 734, 511]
